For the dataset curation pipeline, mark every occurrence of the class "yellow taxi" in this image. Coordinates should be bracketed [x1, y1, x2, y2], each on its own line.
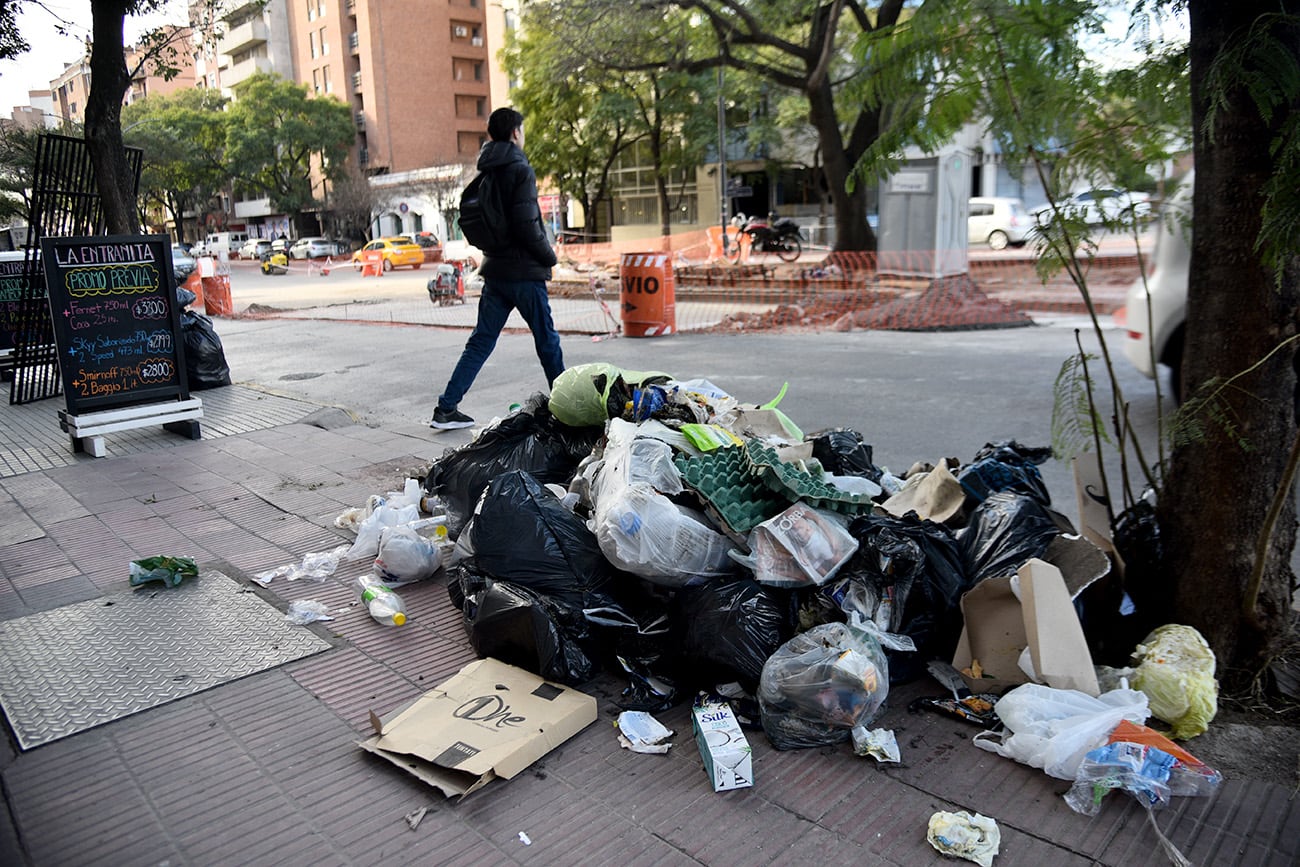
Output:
[351, 237, 425, 271]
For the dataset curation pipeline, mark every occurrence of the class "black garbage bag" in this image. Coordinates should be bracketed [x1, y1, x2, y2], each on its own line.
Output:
[180, 310, 231, 390]
[585, 588, 678, 710]
[461, 575, 597, 685]
[1078, 497, 1165, 665]
[671, 576, 791, 695]
[423, 394, 602, 535]
[956, 440, 1052, 506]
[843, 512, 970, 683]
[758, 621, 890, 750]
[467, 470, 620, 611]
[958, 491, 1060, 586]
[175, 284, 198, 308]
[809, 428, 884, 484]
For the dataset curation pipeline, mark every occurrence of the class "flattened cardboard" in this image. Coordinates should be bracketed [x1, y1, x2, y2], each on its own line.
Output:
[952, 556, 1101, 697]
[357, 657, 597, 799]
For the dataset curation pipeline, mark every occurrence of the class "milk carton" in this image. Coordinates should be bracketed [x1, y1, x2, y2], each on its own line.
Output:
[692, 700, 753, 791]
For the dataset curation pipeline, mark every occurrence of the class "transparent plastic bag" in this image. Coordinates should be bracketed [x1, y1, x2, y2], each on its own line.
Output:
[758, 620, 890, 750]
[590, 420, 733, 586]
[374, 522, 444, 583]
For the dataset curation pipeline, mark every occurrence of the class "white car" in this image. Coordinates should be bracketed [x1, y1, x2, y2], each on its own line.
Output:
[1118, 173, 1192, 397]
[289, 237, 338, 259]
[240, 238, 272, 260]
[968, 197, 1032, 250]
[1038, 189, 1153, 226]
[170, 243, 196, 278]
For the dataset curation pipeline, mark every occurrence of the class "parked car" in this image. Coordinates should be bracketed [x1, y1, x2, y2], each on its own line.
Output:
[170, 243, 196, 279]
[968, 197, 1032, 250]
[240, 238, 272, 260]
[1117, 173, 1192, 399]
[270, 237, 290, 254]
[351, 237, 424, 271]
[1036, 189, 1153, 226]
[403, 231, 444, 263]
[289, 236, 338, 260]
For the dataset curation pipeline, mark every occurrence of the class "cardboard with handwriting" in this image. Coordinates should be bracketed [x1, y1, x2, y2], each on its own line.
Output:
[358, 658, 597, 799]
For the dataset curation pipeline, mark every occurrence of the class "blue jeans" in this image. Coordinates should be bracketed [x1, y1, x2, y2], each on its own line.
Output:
[437, 278, 564, 410]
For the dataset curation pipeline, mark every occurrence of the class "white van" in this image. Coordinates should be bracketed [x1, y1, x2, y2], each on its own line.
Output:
[198, 231, 249, 258]
[1119, 172, 1192, 397]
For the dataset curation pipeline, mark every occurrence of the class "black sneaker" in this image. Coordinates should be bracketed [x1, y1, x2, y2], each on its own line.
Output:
[431, 406, 475, 430]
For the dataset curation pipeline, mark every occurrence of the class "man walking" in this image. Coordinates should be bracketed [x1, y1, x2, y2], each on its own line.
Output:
[431, 108, 564, 430]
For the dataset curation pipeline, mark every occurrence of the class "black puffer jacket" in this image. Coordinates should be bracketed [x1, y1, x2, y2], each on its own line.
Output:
[475, 140, 557, 281]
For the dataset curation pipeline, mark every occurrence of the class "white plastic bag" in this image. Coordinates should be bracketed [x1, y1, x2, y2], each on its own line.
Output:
[374, 523, 443, 583]
[346, 502, 420, 561]
[973, 683, 1149, 780]
[737, 503, 858, 588]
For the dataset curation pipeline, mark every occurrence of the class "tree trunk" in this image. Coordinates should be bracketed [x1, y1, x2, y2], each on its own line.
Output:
[85, 1, 138, 235]
[1156, 0, 1300, 676]
[807, 83, 874, 251]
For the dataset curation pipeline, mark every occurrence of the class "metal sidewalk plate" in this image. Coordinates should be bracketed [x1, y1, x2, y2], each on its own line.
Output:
[0, 571, 331, 750]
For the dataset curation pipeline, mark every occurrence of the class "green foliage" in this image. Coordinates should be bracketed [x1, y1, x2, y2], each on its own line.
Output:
[223, 73, 353, 220]
[123, 88, 229, 239]
[1050, 352, 1111, 461]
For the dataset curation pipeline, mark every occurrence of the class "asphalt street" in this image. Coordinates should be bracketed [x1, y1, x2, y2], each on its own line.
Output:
[212, 296, 1167, 532]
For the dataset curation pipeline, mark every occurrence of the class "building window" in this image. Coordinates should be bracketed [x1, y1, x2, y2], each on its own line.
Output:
[309, 31, 318, 58]
[319, 27, 329, 55]
[474, 61, 483, 81]
[312, 68, 322, 94]
[323, 65, 332, 93]
[307, 0, 316, 22]
[477, 97, 486, 117]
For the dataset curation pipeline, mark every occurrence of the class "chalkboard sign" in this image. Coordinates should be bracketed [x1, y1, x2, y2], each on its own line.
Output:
[40, 234, 189, 414]
[0, 252, 32, 355]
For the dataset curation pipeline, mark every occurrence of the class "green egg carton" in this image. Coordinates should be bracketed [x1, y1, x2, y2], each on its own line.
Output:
[744, 440, 878, 515]
[673, 447, 789, 540]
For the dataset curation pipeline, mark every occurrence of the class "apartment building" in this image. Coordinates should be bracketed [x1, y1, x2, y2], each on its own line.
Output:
[336, 0, 491, 240]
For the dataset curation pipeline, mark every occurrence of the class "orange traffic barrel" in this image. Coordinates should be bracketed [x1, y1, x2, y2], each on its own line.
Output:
[619, 253, 675, 338]
[203, 275, 233, 316]
[182, 270, 205, 310]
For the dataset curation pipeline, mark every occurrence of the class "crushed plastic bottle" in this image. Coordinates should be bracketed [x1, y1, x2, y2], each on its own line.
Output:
[357, 575, 408, 626]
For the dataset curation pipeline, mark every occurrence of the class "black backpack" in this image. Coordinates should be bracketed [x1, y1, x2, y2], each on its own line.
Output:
[458, 171, 508, 250]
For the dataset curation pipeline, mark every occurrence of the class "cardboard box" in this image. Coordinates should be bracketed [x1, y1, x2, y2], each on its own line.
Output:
[952, 539, 1108, 697]
[358, 657, 597, 799]
[692, 702, 753, 791]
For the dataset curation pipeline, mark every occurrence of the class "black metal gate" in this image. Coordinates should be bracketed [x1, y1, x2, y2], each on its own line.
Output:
[8, 133, 142, 405]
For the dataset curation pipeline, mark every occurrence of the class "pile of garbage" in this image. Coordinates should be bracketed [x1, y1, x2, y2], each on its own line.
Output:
[410, 363, 1207, 747]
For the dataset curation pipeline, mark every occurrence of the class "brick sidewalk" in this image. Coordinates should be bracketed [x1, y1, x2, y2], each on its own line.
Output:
[0, 392, 1294, 865]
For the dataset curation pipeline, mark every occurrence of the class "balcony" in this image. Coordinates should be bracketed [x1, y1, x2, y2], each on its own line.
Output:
[352, 72, 363, 92]
[233, 197, 273, 219]
[217, 18, 270, 57]
[225, 55, 275, 84]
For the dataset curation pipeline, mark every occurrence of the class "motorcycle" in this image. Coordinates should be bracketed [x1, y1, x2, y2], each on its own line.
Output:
[260, 250, 289, 275]
[726, 212, 804, 263]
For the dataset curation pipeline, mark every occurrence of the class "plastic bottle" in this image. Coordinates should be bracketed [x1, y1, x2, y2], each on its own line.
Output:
[357, 576, 408, 626]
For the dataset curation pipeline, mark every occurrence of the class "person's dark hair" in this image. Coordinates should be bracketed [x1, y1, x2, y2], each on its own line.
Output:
[488, 107, 524, 142]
